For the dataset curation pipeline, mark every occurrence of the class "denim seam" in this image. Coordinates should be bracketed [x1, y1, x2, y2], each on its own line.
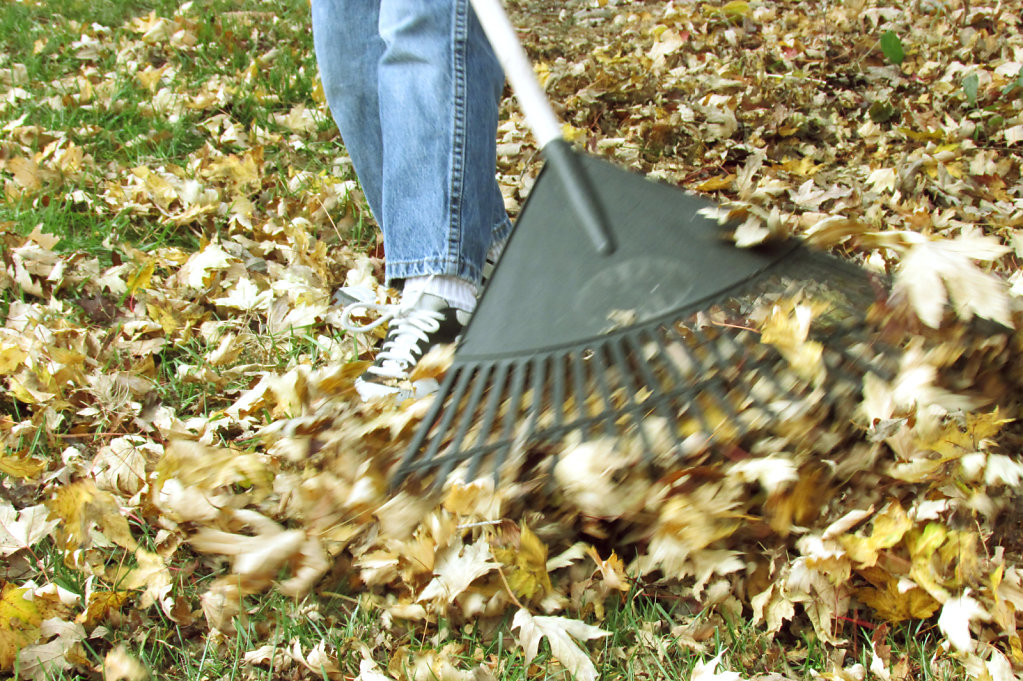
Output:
[447, 0, 469, 271]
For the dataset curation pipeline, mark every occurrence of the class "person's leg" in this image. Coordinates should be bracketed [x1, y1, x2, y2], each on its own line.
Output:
[377, 0, 509, 291]
[310, 0, 386, 219]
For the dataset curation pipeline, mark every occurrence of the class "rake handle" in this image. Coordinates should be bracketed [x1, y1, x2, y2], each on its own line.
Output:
[470, 0, 615, 255]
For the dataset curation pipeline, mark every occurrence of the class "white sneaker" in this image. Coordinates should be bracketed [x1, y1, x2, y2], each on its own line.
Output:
[341, 292, 470, 401]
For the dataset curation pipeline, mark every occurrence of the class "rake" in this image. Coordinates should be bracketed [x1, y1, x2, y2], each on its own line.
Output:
[392, 0, 891, 486]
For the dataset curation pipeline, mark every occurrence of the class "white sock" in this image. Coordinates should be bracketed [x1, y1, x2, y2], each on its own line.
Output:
[487, 238, 507, 263]
[404, 275, 478, 313]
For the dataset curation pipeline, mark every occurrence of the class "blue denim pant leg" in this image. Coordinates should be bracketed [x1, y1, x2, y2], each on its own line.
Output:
[311, 0, 511, 288]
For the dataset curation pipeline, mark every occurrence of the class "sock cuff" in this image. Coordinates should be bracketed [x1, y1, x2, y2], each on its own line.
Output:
[404, 275, 478, 313]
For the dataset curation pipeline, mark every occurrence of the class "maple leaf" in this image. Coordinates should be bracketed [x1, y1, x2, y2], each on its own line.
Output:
[91, 436, 155, 496]
[759, 299, 826, 383]
[855, 566, 940, 623]
[176, 242, 237, 289]
[46, 480, 137, 551]
[115, 549, 172, 611]
[937, 590, 991, 653]
[894, 232, 1012, 328]
[839, 502, 913, 568]
[0, 584, 41, 671]
[417, 536, 499, 604]
[492, 524, 554, 601]
[17, 618, 86, 681]
[213, 277, 273, 311]
[511, 608, 609, 681]
[355, 658, 394, 681]
[103, 645, 149, 681]
[77, 590, 131, 629]
[691, 651, 745, 681]
[0, 503, 59, 557]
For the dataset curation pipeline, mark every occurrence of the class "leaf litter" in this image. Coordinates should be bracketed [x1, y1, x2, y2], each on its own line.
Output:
[2, 0, 1023, 679]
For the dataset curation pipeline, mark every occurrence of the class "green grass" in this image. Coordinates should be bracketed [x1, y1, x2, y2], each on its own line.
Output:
[0, 0, 332, 255]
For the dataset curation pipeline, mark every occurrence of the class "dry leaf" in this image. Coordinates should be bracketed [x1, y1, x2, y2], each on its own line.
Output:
[103, 645, 149, 681]
[511, 608, 609, 681]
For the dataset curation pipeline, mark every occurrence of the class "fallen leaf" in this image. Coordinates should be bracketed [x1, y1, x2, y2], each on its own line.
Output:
[511, 608, 609, 681]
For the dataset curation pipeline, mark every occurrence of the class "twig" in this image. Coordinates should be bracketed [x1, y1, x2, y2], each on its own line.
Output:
[711, 321, 760, 333]
[496, 564, 525, 610]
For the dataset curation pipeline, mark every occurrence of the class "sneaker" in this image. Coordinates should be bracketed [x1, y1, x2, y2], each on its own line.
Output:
[341, 292, 470, 401]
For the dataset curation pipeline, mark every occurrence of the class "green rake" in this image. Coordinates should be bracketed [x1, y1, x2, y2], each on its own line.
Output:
[392, 0, 890, 486]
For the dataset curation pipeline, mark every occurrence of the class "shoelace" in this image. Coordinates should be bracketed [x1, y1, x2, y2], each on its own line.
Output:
[340, 291, 444, 379]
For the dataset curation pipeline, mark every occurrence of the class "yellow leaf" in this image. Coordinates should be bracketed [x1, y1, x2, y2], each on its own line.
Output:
[760, 299, 826, 383]
[694, 175, 734, 191]
[0, 584, 42, 670]
[146, 302, 184, 336]
[311, 76, 325, 104]
[839, 502, 913, 567]
[587, 547, 630, 592]
[0, 455, 47, 479]
[907, 523, 950, 601]
[126, 260, 155, 296]
[704, 0, 750, 20]
[46, 480, 138, 551]
[7, 376, 55, 405]
[855, 567, 940, 622]
[561, 123, 586, 143]
[722, 0, 751, 17]
[77, 591, 131, 629]
[0, 343, 27, 375]
[493, 524, 553, 600]
[777, 156, 822, 176]
[114, 550, 171, 610]
[925, 409, 1012, 461]
[8, 157, 41, 192]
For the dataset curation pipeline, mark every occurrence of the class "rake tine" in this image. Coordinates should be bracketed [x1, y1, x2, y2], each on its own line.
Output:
[432, 363, 493, 484]
[713, 328, 792, 417]
[570, 349, 596, 437]
[549, 353, 566, 437]
[491, 360, 529, 480]
[588, 343, 622, 438]
[623, 330, 683, 440]
[464, 361, 510, 482]
[659, 325, 716, 436]
[607, 337, 656, 463]
[395, 367, 461, 486]
[541, 354, 570, 476]
[416, 366, 475, 488]
[526, 355, 547, 441]
[687, 326, 744, 423]
[669, 326, 737, 427]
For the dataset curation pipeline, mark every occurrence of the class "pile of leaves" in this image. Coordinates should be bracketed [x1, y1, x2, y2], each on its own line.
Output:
[2, 0, 1023, 679]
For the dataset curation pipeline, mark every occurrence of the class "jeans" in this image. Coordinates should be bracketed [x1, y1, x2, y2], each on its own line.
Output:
[311, 0, 512, 288]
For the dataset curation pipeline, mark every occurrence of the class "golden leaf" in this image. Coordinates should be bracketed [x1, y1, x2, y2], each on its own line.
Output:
[493, 524, 553, 600]
[839, 502, 913, 567]
[0, 455, 47, 480]
[77, 591, 131, 629]
[125, 260, 155, 296]
[0, 343, 28, 375]
[46, 480, 138, 551]
[103, 644, 149, 681]
[856, 566, 940, 622]
[759, 299, 826, 383]
[0, 584, 41, 670]
[115, 550, 172, 610]
[694, 175, 734, 192]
